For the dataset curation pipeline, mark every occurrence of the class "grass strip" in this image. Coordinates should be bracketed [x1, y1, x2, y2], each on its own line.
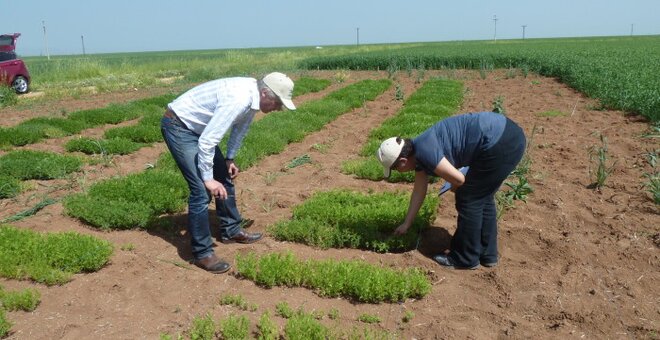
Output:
[64, 167, 188, 230]
[0, 94, 174, 147]
[65, 137, 145, 155]
[268, 190, 438, 252]
[293, 76, 332, 96]
[235, 251, 431, 303]
[341, 78, 463, 182]
[0, 150, 82, 180]
[0, 225, 113, 285]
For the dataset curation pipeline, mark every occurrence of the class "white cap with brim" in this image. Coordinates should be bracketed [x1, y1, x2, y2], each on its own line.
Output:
[263, 72, 296, 110]
[376, 137, 404, 178]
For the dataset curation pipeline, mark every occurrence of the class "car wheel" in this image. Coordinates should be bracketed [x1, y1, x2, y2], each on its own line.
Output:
[12, 76, 29, 94]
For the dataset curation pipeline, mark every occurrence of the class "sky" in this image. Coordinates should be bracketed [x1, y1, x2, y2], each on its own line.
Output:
[2, 0, 659, 56]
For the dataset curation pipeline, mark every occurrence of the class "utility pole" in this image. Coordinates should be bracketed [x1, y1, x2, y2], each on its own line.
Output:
[356, 27, 360, 46]
[630, 24, 634, 36]
[42, 20, 50, 60]
[493, 15, 498, 42]
[81, 35, 86, 56]
[522, 25, 527, 40]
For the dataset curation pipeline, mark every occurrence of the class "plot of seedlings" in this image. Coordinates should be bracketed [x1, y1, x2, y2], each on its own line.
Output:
[0, 95, 173, 148]
[269, 189, 438, 252]
[234, 251, 431, 303]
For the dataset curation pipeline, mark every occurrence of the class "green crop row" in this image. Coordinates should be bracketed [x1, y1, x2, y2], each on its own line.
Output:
[269, 190, 438, 252]
[0, 95, 174, 148]
[342, 78, 463, 182]
[227, 79, 392, 169]
[235, 251, 431, 303]
[0, 225, 113, 285]
[300, 36, 660, 122]
[63, 162, 188, 230]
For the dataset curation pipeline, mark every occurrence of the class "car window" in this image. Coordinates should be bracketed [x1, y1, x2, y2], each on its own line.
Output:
[0, 51, 17, 62]
[0, 36, 13, 47]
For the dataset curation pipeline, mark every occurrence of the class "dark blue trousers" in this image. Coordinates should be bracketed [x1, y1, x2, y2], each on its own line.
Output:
[450, 118, 526, 267]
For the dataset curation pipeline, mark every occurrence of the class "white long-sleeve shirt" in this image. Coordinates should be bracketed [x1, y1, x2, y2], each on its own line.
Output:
[168, 77, 259, 181]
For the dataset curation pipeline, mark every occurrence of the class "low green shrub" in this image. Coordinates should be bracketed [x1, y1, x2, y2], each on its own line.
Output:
[104, 124, 162, 143]
[0, 286, 41, 311]
[0, 225, 113, 285]
[188, 313, 216, 340]
[0, 309, 10, 338]
[64, 169, 188, 229]
[342, 78, 463, 182]
[65, 137, 144, 155]
[257, 312, 278, 340]
[235, 251, 431, 303]
[284, 312, 330, 340]
[268, 190, 438, 252]
[0, 150, 82, 180]
[0, 175, 21, 199]
[219, 314, 250, 340]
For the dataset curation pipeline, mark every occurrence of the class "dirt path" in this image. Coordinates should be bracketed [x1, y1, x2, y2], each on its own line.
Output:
[0, 70, 658, 339]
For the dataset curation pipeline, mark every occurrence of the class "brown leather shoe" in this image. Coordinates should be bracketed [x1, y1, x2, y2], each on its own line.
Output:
[193, 253, 231, 274]
[221, 230, 262, 244]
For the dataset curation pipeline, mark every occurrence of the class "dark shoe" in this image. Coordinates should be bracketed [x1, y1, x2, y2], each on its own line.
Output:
[432, 254, 479, 270]
[481, 261, 498, 268]
[193, 254, 231, 274]
[221, 230, 262, 244]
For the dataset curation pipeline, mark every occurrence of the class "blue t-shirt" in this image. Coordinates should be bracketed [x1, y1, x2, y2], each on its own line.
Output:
[412, 112, 506, 176]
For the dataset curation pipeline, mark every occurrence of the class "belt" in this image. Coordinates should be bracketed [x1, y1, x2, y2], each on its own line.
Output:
[164, 108, 178, 120]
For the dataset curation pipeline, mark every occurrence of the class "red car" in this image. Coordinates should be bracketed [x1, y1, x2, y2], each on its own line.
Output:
[0, 33, 30, 94]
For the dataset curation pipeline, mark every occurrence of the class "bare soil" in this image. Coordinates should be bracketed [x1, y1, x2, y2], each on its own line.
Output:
[1, 70, 658, 339]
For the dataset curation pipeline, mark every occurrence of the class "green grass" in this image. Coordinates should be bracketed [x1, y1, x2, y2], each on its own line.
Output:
[341, 78, 463, 182]
[293, 77, 332, 96]
[219, 314, 250, 340]
[64, 168, 188, 230]
[0, 94, 173, 147]
[300, 36, 660, 122]
[0, 225, 113, 285]
[268, 190, 438, 252]
[65, 137, 145, 155]
[0, 286, 41, 312]
[0, 175, 21, 199]
[235, 251, 431, 303]
[0, 150, 82, 180]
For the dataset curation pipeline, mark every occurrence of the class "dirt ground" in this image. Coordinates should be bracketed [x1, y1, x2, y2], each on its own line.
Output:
[0, 70, 658, 339]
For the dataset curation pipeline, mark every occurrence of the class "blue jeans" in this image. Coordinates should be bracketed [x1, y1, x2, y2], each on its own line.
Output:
[450, 118, 526, 267]
[161, 114, 243, 260]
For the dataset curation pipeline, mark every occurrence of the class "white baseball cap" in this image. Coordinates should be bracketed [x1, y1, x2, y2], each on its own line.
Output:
[376, 137, 404, 178]
[263, 72, 296, 110]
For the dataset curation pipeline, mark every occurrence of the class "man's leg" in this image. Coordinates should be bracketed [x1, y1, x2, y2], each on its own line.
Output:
[161, 117, 214, 260]
[212, 147, 243, 239]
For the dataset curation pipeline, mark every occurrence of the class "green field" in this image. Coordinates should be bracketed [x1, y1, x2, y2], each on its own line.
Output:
[17, 35, 660, 121]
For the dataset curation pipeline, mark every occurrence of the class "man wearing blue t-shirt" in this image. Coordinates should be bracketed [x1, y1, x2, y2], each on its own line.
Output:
[376, 112, 526, 269]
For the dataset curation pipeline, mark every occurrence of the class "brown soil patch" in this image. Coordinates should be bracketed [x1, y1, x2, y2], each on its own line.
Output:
[0, 70, 658, 339]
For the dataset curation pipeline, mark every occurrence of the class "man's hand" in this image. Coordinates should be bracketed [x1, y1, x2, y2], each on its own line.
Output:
[393, 223, 411, 236]
[226, 159, 239, 179]
[204, 179, 228, 200]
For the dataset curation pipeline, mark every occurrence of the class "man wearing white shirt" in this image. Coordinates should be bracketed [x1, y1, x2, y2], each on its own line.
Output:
[161, 72, 296, 273]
